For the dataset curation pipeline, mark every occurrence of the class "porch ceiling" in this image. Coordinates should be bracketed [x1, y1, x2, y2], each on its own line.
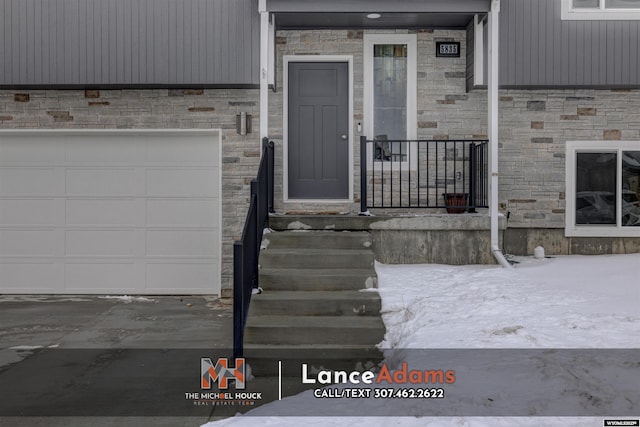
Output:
[266, 0, 491, 14]
[267, 0, 490, 30]
[274, 12, 479, 30]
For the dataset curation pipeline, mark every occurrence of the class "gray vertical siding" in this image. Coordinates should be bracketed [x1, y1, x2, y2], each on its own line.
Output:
[4, 0, 638, 88]
[466, 21, 475, 92]
[0, 0, 259, 87]
[499, 0, 640, 87]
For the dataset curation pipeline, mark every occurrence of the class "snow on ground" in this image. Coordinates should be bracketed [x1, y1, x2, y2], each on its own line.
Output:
[377, 254, 639, 349]
[97, 295, 156, 303]
[202, 254, 640, 427]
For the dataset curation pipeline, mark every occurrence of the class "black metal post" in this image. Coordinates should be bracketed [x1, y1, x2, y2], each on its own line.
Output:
[233, 241, 244, 359]
[249, 184, 259, 290]
[263, 138, 275, 214]
[468, 142, 477, 213]
[360, 136, 368, 214]
[251, 179, 259, 222]
[482, 142, 488, 207]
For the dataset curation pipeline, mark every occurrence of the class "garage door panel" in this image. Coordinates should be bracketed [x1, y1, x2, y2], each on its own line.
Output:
[65, 263, 140, 292]
[0, 131, 221, 295]
[0, 262, 63, 291]
[146, 199, 218, 227]
[0, 137, 66, 164]
[66, 169, 139, 196]
[66, 199, 140, 226]
[146, 263, 216, 292]
[146, 137, 220, 164]
[65, 136, 143, 163]
[146, 230, 219, 257]
[0, 168, 64, 195]
[1, 199, 64, 226]
[146, 169, 219, 197]
[66, 230, 137, 256]
[0, 231, 58, 256]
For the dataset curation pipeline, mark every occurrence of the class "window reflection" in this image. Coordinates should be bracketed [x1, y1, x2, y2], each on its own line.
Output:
[373, 44, 407, 162]
[575, 152, 617, 225]
[622, 151, 640, 226]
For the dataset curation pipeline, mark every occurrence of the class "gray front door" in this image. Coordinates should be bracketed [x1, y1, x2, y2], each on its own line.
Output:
[288, 62, 349, 199]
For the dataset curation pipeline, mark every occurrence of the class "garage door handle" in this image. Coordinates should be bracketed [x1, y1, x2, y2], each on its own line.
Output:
[340, 134, 348, 140]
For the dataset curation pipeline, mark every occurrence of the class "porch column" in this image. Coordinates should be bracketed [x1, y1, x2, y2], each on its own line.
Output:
[488, 0, 510, 267]
[259, 0, 269, 140]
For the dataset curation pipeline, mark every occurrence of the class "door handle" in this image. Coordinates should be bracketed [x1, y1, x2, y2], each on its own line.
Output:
[340, 134, 348, 140]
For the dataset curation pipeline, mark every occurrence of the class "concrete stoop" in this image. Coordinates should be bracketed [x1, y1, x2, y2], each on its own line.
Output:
[243, 228, 385, 396]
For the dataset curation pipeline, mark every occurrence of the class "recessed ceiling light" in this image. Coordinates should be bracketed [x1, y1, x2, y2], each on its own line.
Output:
[366, 13, 381, 19]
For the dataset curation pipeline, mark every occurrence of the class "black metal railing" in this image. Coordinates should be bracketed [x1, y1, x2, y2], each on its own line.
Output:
[233, 137, 274, 358]
[360, 137, 488, 212]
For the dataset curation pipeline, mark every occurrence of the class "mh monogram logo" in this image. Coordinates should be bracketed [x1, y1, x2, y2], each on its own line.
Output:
[201, 357, 246, 390]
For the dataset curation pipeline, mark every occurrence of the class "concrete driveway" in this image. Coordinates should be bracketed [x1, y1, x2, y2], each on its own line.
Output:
[0, 295, 233, 427]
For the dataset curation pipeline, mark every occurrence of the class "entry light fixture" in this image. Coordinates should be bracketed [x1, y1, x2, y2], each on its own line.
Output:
[236, 112, 252, 135]
[366, 13, 381, 19]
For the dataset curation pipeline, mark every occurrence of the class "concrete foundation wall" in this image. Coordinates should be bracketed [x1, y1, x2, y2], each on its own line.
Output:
[505, 227, 640, 256]
[372, 229, 498, 265]
[269, 214, 505, 265]
[0, 88, 261, 296]
[369, 215, 502, 265]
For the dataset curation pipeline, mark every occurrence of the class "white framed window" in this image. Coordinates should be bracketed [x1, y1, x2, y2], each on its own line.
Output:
[363, 34, 417, 170]
[562, 0, 640, 20]
[566, 141, 640, 237]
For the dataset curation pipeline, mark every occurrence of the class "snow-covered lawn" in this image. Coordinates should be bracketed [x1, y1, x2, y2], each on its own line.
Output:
[203, 254, 640, 427]
[378, 254, 639, 349]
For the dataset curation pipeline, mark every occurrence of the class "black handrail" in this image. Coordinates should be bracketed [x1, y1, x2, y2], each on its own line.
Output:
[233, 137, 274, 358]
[360, 136, 488, 212]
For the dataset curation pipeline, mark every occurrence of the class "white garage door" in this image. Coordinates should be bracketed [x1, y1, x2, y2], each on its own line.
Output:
[0, 130, 221, 295]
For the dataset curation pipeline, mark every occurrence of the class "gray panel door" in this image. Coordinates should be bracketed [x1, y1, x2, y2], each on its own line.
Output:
[288, 62, 349, 199]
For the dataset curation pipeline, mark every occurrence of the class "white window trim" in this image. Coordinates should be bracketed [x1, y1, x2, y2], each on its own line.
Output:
[363, 33, 418, 171]
[561, 0, 640, 20]
[282, 55, 354, 203]
[473, 15, 485, 87]
[565, 140, 640, 237]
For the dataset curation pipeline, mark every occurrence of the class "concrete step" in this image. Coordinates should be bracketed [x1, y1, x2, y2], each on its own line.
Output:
[244, 315, 385, 346]
[243, 229, 384, 369]
[269, 215, 379, 231]
[259, 268, 377, 291]
[260, 248, 374, 269]
[243, 344, 383, 377]
[248, 290, 382, 317]
[262, 231, 373, 250]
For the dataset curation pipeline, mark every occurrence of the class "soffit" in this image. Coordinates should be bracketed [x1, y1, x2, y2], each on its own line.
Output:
[274, 12, 479, 29]
[267, 0, 490, 29]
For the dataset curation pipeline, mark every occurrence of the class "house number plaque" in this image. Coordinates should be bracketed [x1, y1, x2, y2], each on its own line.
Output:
[436, 42, 460, 58]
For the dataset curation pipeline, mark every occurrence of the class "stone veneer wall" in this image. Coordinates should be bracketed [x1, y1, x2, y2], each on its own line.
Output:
[499, 89, 640, 228]
[0, 88, 260, 296]
[271, 29, 485, 214]
[4, 29, 638, 287]
[499, 89, 640, 256]
[272, 28, 640, 255]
